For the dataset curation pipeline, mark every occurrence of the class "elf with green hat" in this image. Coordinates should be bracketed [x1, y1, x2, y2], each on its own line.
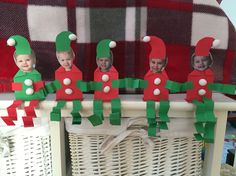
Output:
[88, 39, 121, 126]
[1, 35, 46, 127]
[45, 31, 85, 124]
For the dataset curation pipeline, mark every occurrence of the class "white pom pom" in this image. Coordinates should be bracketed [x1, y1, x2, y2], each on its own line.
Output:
[7, 38, 16, 46]
[143, 36, 150, 42]
[212, 39, 220, 48]
[26, 88, 34, 95]
[24, 79, 33, 86]
[103, 86, 110, 93]
[69, 34, 77, 41]
[109, 41, 116, 48]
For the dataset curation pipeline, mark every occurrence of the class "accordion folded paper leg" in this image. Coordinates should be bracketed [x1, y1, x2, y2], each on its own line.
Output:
[158, 100, 170, 130]
[146, 101, 156, 124]
[110, 98, 121, 125]
[71, 100, 82, 125]
[88, 114, 103, 126]
[24, 100, 39, 117]
[194, 122, 205, 133]
[148, 122, 157, 137]
[158, 122, 168, 130]
[22, 116, 34, 127]
[50, 100, 66, 121]
[146, 101, 157, 136]
[5, 100, 23, 121]
[194, 133, 204, 141]
[204, 122, 215, 143]
[193, 100, 206, 122]
[109, 112, 121, 125]
[1, 117, 16, 126]
[88, 100, 103, 126]
[204, 98, 217, 123]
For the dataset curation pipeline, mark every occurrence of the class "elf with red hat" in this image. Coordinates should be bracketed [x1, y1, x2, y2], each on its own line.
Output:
[1, 35, 46, 127]
[184, 37, 236, 143]
[45, 31, 86, 124]
[88, 39, 121, 126]
[142, 35, 181, 136]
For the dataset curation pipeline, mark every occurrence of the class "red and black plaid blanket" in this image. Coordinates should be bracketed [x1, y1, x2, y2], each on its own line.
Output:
[0, 0, 235, 89]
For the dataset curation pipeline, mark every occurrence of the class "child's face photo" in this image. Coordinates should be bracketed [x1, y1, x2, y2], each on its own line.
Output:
[192, 56, 211, 71]
[15, 54, 35, 72]
[96, 57, 112, 72]
[149, 58, 166, 73]
[57, 52, 74, 71]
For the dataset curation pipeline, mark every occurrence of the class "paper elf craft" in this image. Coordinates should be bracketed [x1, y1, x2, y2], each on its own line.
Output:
[183, 37, 236, 143]
[140, 35, 182, 136]
[45, 31, 86, 125]
[1, 35, 46, 127]
[88, 39, 121, 126]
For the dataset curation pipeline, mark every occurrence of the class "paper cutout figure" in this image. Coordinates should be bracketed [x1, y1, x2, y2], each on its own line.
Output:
[46, 31, 84, 124]
[142, 36, 181, 136]
[184, 37, 236, 143]
[88, 39, 121, 126]
[1, 35, 46, 127]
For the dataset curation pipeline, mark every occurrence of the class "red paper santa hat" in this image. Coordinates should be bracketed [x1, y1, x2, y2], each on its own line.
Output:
[195, 37, 220, 56]
[143, 36, 166, 60]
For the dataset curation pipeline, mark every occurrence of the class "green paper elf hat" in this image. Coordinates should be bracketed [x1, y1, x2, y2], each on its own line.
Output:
[96, 39, 116, 59]
[7, 35, 32, 55]
[56, 31, 77, 52]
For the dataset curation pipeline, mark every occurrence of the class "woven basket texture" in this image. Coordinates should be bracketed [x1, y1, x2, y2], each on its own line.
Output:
[0, 135, 52, 176]
[69, 134, 203, 176]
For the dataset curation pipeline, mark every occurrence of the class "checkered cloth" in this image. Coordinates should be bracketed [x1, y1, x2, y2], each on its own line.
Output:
[0, 0, 235, 90]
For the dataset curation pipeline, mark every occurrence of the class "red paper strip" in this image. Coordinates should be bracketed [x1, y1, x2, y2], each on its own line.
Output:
[22, 116, 34, 127]
[34, 81, 45, 91]
[1, 117, 15, 126]
[7, 100, 23, 120]
[24, 100, 40, 117]
[12, 82, 22, 91]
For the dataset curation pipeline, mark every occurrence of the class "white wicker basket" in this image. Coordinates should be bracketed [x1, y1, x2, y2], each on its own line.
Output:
[66, 117, 203, 176]
[0, 127, 52, 176]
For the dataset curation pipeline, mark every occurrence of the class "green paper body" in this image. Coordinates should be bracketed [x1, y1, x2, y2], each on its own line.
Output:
[14, 69, 46, 101]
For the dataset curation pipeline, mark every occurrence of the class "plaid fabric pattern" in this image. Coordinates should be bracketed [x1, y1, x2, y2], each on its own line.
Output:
[0, 0, 235, 87]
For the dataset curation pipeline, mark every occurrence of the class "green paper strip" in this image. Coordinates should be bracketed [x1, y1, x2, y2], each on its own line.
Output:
[158, 122, 168, 130]
[109, 112, 121, 125]
[76, 80, 89, 92]
[88, 114, 103, 126]
[45, 80, 61, 93]
[112, 79, 125, 88]
[208, 83, 236, 95]
[50, 100, 66, 121]
[71, 100, 82, 125]
[139, 80, 148, 88]
[110, 98, 121, 125]
[50, 111, 61, 121]
[125, 78, 133, 88]
[194, 133, 204, 141]
[194, 122, 205, 133]
[204, 122, 215, 143]
[88, 100, 103, 126]
[89, 81, 103, 90]
[193, 100, 206, 122]
[181, 82, 193, 91]
[148, 123, 157, 137]
[165, 80, 182, 93]
[158, 100, 170, 123]
[203, 98, 217, 123]
[94, 99, 104, 120]
[112, 78, 148, 89]
[146, 101, 156, 124]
